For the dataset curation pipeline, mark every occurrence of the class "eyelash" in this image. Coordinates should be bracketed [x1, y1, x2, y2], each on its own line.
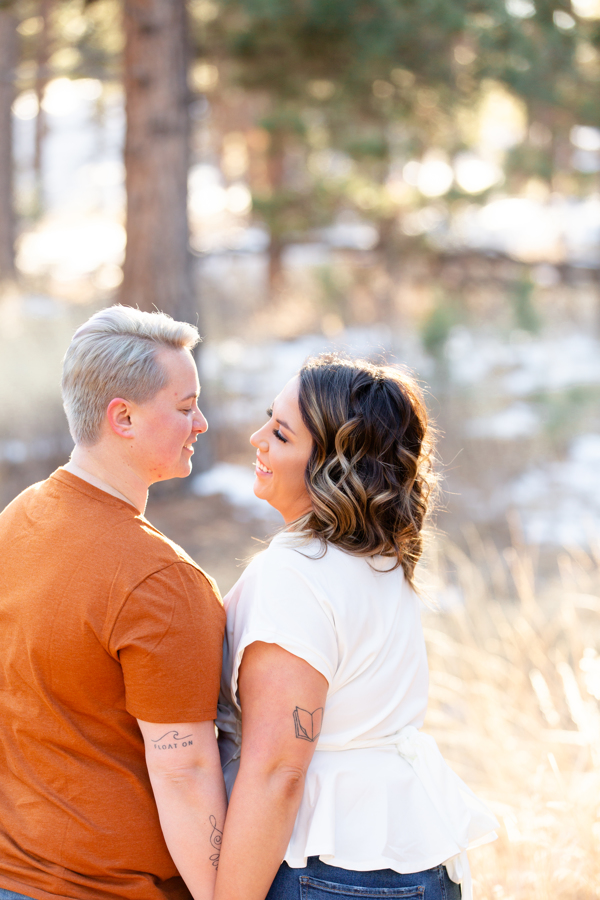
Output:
[266, 407, 287, 443]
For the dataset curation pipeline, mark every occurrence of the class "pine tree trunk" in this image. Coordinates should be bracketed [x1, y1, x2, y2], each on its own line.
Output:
[0, 4, 16, 284]
[120, 0, 193, 322]
[268, 235, 284, 298]
[33, 0, 52, 214]
[266, 134, 285, 301]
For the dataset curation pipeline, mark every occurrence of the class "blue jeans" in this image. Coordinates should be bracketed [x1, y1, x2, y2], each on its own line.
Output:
[266, 858, 461, 900]
[0, 891, 34, 900]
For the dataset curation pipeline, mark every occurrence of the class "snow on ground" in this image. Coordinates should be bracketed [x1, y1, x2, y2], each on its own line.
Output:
[445, 328, 600, 394]
[507, 434, 600, 546]
[7, 78, 600, 545]
[14, 79, 126, 285]
[10, 78, 600, 285]
[199, 325, 426, 432]
[444, 327, 600, 545]
[445, 195, 600, 266]
[465, 402, 541, 439]
[197, 323, 600, 546]
[192, 462, 280, 522]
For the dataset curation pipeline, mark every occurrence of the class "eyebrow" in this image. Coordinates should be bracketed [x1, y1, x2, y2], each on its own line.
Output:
[180, 391, 200, 402]
[275, 415, 295, 436]
[270, 399, 297, 436]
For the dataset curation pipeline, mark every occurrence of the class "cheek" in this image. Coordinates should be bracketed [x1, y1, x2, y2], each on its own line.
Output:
[146, 414, 188, 452]
[292, 453, 310, 489]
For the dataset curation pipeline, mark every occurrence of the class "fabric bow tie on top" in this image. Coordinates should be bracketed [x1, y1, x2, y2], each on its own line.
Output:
[394, 725, 499, 900]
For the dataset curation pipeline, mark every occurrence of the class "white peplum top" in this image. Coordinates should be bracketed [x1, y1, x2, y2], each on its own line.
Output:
[217, 532, 498, 900]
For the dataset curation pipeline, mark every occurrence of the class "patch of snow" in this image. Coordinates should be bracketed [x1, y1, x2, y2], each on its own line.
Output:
[229, 227, 270, 253]
[504, 334, 600, 395]
[445, 327, 514, 385]
[317, 222, 379, 251]
[444, 329, 600, 394]
[466, 402, 540, 439]
[192, 463, 279, 521]
[570, 433, 600, 466]
[282, 243, 330, 267]
[447, 194, 600, 265]
[200, 326, 405, 430]
[506, 433, 600, 545]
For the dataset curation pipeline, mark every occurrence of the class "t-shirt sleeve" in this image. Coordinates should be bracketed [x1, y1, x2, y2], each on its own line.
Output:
[111, 563, 226, 723]
[230, 553, 338, 707]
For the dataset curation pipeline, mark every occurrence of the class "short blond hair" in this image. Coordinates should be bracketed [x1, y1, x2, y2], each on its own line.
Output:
[62, 305, 200, 446]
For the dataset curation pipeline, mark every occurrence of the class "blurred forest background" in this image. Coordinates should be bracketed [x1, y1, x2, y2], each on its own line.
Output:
[1, 0, 600, 897]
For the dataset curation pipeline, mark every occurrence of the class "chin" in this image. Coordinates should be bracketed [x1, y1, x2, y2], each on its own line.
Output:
[253, 483, 276, 513]
[164, 462, 193, 481]
[178, 455, 194, 475]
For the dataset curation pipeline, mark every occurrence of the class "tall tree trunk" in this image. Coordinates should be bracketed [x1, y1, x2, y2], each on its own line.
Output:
[0, 3, 16, 285]
[266, 131, 285, 301]
[34, 0, 52, 214]
[120, 0, 193, 322]
[268, 233, 284, 299]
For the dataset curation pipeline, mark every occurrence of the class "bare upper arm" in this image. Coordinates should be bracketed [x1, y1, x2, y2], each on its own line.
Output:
[137, 719, 221, 776]
[237, 641, 329, 776]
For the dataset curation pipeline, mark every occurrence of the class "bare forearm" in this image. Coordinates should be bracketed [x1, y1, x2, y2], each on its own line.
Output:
[214, 764, 305, 900]
[151, 765, 227, 900]
[214, 643, 329, 900]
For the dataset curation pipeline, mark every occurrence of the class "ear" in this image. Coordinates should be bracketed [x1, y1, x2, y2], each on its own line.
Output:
[106, 398, 135, 439]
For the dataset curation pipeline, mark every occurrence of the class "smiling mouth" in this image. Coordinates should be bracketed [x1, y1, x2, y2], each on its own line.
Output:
[255, 459, 272, 474]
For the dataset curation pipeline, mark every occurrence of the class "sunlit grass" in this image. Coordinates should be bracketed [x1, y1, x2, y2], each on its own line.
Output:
[422, 534, 600, 899]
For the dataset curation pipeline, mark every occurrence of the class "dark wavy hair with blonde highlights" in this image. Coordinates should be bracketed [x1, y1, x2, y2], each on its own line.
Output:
[289, 353, 436, 587]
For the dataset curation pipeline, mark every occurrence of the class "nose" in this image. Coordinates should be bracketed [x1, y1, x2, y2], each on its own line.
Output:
[250, 426, 268, 452]
[193, 408, 208, 434]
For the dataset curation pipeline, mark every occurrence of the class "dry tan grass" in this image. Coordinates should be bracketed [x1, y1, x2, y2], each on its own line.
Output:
[421, 532, 600, 900]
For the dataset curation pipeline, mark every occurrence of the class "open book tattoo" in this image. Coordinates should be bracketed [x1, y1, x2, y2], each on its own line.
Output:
[209, 815, 222, 868]
[293, 706, 323, 742]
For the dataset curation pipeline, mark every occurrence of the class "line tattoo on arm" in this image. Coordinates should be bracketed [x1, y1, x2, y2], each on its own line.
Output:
[209, 815, 222, 869]
[293, 706, 323, 742]
[150, 730, 193, 750]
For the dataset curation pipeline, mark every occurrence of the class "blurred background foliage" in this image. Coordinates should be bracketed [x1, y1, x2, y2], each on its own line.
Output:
[1, 2, 600, 896]
[0, 0, 599, 572]
[1, 0, 599, 299]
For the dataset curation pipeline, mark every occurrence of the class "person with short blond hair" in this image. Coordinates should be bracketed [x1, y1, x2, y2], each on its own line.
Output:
[62, 305, 200, 446]
[0, 305, 226, 900]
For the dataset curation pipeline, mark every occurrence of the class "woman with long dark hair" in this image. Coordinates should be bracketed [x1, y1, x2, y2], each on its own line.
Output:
[215, 354, 497, 900]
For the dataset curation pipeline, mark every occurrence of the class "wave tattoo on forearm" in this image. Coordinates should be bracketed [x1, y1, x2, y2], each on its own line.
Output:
[293, 707, 323, 742]
[150, 730, 193, 749]
[209, 815, 223, 868]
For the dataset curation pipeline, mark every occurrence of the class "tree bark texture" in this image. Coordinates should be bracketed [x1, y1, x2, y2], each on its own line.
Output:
[120, 0, 193, 322]
[0, 3, 16, 284]
[34, 0, 52, 214]
[266, 134, 285, 301]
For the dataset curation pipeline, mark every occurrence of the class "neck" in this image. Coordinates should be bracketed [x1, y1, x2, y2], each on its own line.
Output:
[64, 444, 148, 514]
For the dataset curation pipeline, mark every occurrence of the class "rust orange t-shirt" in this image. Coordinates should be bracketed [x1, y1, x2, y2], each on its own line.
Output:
[0, 469, 226, 900]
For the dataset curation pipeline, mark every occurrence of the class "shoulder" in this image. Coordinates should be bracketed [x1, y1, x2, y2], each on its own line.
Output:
[54, 471, 219, 592]
[127, 524, 222, 601]
[135, 516, 199, 569]
[226, 533, 344, 616]
[237, 532, 329, 587]
[0, 477, 52, 520]
[240, 532, 386, 581]
[264, 534, 384, 582]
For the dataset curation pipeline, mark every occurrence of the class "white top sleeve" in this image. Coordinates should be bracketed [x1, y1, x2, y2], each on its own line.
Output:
[229, 553, 338, 706]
